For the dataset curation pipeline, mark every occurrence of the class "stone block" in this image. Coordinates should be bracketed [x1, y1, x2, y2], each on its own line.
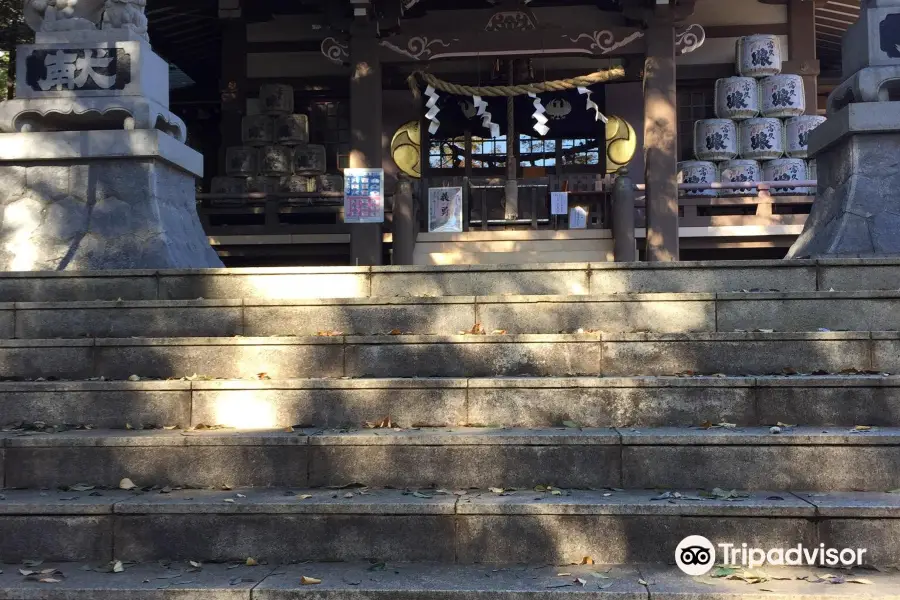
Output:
[872, 333, 900, 372]
[819, 258, 900, 290]
[344, 335, 602, 378]
[716, 291, 900, 332]
[243, 298, 475, 336]
[0, 516, 113, 563]
[93, 337, 344, 380]
[601, 332, 870, 376]
[820, 519, 900, 567]
[259, 145, 292, 176]
[25, 165, 69, 203]
[225, 146, 258, 177]
[622, 444, 900, 491]
[274, 114, 309, 145]
[14, 299, 243, 338]
[157, 269, 370, 300]
[291, 144, 327, 174]
[0, 272, 159, 302]
[455, 515, 814, 564]
[0, 339, 93, 379]
[5, 444, 309, 488]
[755, 377, 900, 426]
[191, 380, 467, 428]
[308, 433, 620, 488]
[0, 382, 191, 429]
[476, 294, 715, 334]
[0, 166, 26, 205]
[466, 378, 756, 427]
[241, 115, 274, 146]
[588, 261, 818, 293]
[369, 265, 591, 297]
[115, 514, 454, 562]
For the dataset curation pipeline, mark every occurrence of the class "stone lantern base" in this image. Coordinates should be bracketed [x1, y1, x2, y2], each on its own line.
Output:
[0, 130, 223, 270]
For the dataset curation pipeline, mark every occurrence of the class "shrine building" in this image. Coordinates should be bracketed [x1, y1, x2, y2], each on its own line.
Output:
[143, 0, 845, 266]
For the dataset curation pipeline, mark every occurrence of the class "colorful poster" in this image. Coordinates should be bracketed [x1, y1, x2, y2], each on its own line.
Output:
[428, 187, 463, 233]
[343, 168, 385, 224]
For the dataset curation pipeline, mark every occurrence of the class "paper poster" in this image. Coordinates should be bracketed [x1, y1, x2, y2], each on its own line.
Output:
[550, 191, 569, 216]
[569, 206, 588, 229]
[428, 187, 464, 233]
[343, 168, 385, 224]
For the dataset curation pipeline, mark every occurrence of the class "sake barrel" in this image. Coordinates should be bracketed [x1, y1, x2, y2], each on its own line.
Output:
[275, 114, 310, 145]
[314, 175, 345, 193]
[225, 147, 258, 177]
[677, 161, 718, 197]
[293, 144, 328, 174]
[246, 176, 277, 194]
[714, 77, 760, 120]
[259, 145, 293, 176]
[736, 34, 783, 78]
[763, 158, 807, 195]
[259, 84, 295, 115]
[241, 115, 274, 146]
[739, 118, 784, 160]
[717, 159, 761, 196]
[277, 176, 314, 194]
[694, 119, 738, 161]
[785, 115, 827, 158]
[760, 74, 806, 118]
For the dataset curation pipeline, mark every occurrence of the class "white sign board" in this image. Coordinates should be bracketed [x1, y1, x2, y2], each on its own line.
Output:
[550, 191, 569, 216]
[428, 187, 464, 233]
[569, 206, 588, 229]
[343, 168, 385, 224]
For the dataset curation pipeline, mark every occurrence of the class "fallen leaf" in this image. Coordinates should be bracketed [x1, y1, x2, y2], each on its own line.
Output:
[551, 490, 562, 496]
[301, 576, 321, 585]
[367, 562, 386, 571]
[852, 425, 873, 432]
[389, 329, 402, 336]
[489, 487, 504, 494]
[590, 572, 609, 579]
[581, 557, 594, 565]
[576, 578, 587, 587]
[19, 569, 34, 576]
[245, 558, 258, 567]
[491, 330, 507, 335]
[128, 375, 141, 382]
[847, 578, 874, 585]
[638, 579, 649, 586]
[557, 572, 572, 577]
[412, 491, 433, 499]
[711, 566, 740, 578]
[692, 578, 718, 586]
[69, 484, 95, 492]
[561, 420, 580, 429]
[38, 578, 61, 583]
[113, 561, 124, 573]
[469, 323, 485, 335]
[23, 560, 43, 568]
[298, 494, 313, 500]
[256, 373, 271, 380]
[223, 498, 235, 503]
[189, 561, 202, 568]
[119, 478, 138, 491]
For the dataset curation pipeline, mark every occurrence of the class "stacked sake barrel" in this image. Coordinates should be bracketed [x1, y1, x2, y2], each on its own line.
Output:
[683, 35, 825, 197]
[211, 84, 342, 203]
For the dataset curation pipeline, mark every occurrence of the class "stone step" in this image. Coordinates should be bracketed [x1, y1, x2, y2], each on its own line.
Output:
[4, 562, 898, 600]
[0, 331, 895, 379]
[1, 259, 898, 302]
[2, 427, 900, 491]
[3, 375, 900, 430]
[4, 291, 900, 339]
[0, 488, 896, 565]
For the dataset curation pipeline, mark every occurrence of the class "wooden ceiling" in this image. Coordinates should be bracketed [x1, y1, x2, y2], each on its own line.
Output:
[815, 0, 860, 73]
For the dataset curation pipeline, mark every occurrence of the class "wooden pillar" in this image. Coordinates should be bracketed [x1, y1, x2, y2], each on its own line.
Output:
[219, 16, 247, 176]
[788, 0, 819, 115]
[349, 6, 384, 266]
[392, 175, 416, 264]
[643, 15, 679, 262]
[504, 61, 519, 220]
[612, 168, 637, 262]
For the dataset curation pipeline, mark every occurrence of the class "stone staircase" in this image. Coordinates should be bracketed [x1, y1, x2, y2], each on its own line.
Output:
[3, 259, 900, 598]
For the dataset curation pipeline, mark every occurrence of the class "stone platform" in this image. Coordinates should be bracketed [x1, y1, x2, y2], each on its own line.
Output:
[0, 130, 223, 270]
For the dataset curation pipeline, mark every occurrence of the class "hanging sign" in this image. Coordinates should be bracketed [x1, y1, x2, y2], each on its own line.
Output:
[343, 168, 384, 224]
[569, 206, 588, 229]
[550, 191, 569, 216]
[428, 187, 464, 233]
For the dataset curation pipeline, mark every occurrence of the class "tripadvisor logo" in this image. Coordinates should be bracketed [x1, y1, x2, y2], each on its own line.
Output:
[675, 536, 869, 575]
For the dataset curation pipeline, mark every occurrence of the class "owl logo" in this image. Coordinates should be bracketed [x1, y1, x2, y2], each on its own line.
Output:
[545, 98, 572, 120]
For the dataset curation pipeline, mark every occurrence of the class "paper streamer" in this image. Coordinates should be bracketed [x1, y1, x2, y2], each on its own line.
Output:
[425, 84, 441, 135]
[473, 95, 501, 138]
[577, 86, 608, 124]
[528, 92, 550, 137]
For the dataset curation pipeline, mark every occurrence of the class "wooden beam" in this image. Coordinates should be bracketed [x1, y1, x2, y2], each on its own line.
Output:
[704, 23, 789, 38]
[788, 0, 818, 115]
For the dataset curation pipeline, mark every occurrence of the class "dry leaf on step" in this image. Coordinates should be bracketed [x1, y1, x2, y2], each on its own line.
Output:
[581, 557, 594, 565]
[112, 561, 124, 573]
[301, 576, 321, 585]
[245, 558, 258, 567]
[119, 478, 137, 491]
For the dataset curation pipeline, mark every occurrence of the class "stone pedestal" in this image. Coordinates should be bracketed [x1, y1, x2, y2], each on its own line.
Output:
[0, 130, 223, 270]
[787, 102, 900, 257]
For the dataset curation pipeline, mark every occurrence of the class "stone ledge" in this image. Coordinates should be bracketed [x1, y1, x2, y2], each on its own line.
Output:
[618, 426, 900, 445]
[809, 102, 900, 156]
[0, 130, 203, 177]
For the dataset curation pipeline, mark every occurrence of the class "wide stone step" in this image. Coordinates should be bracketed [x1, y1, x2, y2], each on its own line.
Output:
[1, 259, 899, 302]
[3, 562, 898, 600]
[2, 427, 900, 491]
[3, 375, 900, 430]
[0, 487, 897, 565]
[4, 291, 900, 339]
[0, 331, 896, 379]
